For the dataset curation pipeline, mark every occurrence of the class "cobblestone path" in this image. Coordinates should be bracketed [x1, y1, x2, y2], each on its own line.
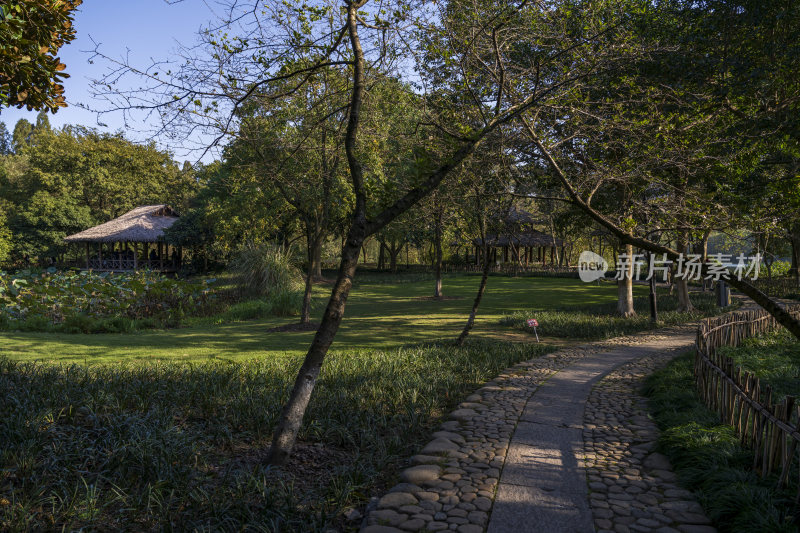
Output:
[361, 326, 714, 533]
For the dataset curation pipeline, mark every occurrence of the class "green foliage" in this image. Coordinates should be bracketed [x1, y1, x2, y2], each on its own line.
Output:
[502, 291, 733, 340]
[0, 0, 82, 111]
[0, 339, 554, 530]
[0, 122, 9, 155]
[0, 269, 218, 331]
[719, 329, 800, 403]
[643, 354, 798, 532]
[8, 190, 93, 259]
[768, 260, 792, 279]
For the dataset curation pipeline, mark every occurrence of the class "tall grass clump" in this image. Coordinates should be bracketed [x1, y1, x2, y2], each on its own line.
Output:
[230, 243, 304, 316]
[643, 353, 798, 532]
[0, 339, 554, 531]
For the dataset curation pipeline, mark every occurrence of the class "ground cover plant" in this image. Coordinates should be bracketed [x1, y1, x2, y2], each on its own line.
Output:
[0, 269, 219, 333]
[0, 339, 554, 531]
[719, 329, 800, 404]
[502, 290, 733, 340]
[644, 354, 798, 533]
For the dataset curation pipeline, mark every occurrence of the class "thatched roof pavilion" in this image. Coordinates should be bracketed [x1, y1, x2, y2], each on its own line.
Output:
[64, 205, 181, 272]
[473, 230, 564, 249]
[463, 206, 567, 266]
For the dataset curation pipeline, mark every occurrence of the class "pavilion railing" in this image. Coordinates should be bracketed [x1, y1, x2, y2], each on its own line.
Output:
[87, 258, 177, 271]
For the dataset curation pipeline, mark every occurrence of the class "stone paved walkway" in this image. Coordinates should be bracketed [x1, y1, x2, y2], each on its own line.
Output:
[360, 326, 713, 533]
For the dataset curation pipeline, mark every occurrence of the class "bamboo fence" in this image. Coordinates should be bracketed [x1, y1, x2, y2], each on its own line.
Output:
[695, 305, 800, 494]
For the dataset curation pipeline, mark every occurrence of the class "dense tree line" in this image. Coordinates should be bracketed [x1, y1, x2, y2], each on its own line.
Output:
[0, 113, 195, 264]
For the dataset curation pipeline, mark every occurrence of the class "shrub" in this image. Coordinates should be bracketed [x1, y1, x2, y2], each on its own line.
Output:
[230, 243, 302, 298]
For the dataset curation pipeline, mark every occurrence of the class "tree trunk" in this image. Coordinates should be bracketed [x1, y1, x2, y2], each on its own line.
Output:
[790, 225, 800, 284]
[456, 243, 491, 345]
[301, 228, 323, 324]
[389, 242, 401, 273]
[267, 226, 364, 465]
[617, 243, 635, 317]
[301, 262, 314, 324]
[698, 229, 711, 291]
[676, 231, 694, 312]
[378, 241, 386, 270]
[312, 236, 323, 279]
[266, 1, 368, 466]
[434, 208, 443, 298]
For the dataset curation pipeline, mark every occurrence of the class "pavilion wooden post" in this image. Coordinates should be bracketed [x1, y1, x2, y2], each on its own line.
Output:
[158, 242, 164, 271]
[85, 242, 90, 269]
[550, 247, 555, 265]
[133, 242, 138, 270]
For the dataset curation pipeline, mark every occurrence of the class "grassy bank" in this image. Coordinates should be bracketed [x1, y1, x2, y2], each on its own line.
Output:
[502, 290, 732, 340]
[643, 353, 798, 532]
[0, 339, 555, 531]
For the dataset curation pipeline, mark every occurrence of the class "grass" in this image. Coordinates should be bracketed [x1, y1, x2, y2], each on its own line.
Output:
[0, 274, 720, 531]
[501, 289, 733, 340]
[719, 329, 800, 403]
[643, 353, 799, 532]
[0, 275, 643, 364]
[0, 339, 554, 531]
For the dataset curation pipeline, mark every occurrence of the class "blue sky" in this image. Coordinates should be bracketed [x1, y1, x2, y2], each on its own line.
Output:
[1, 0, 219, 160]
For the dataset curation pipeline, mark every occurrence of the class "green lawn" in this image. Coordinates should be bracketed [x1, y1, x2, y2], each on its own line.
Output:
[1, 275, 644, 364]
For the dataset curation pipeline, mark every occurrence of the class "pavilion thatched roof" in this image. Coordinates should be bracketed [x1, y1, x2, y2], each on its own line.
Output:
[474, 230, 564, 248]
[64, 205, 179, 243]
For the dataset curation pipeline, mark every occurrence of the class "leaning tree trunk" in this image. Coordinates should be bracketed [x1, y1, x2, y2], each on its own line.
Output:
[617, 243, 636, 317]
[267, 226, 364, 464]
[456, 242, 491, 346]
[266, 1, 369, 466]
